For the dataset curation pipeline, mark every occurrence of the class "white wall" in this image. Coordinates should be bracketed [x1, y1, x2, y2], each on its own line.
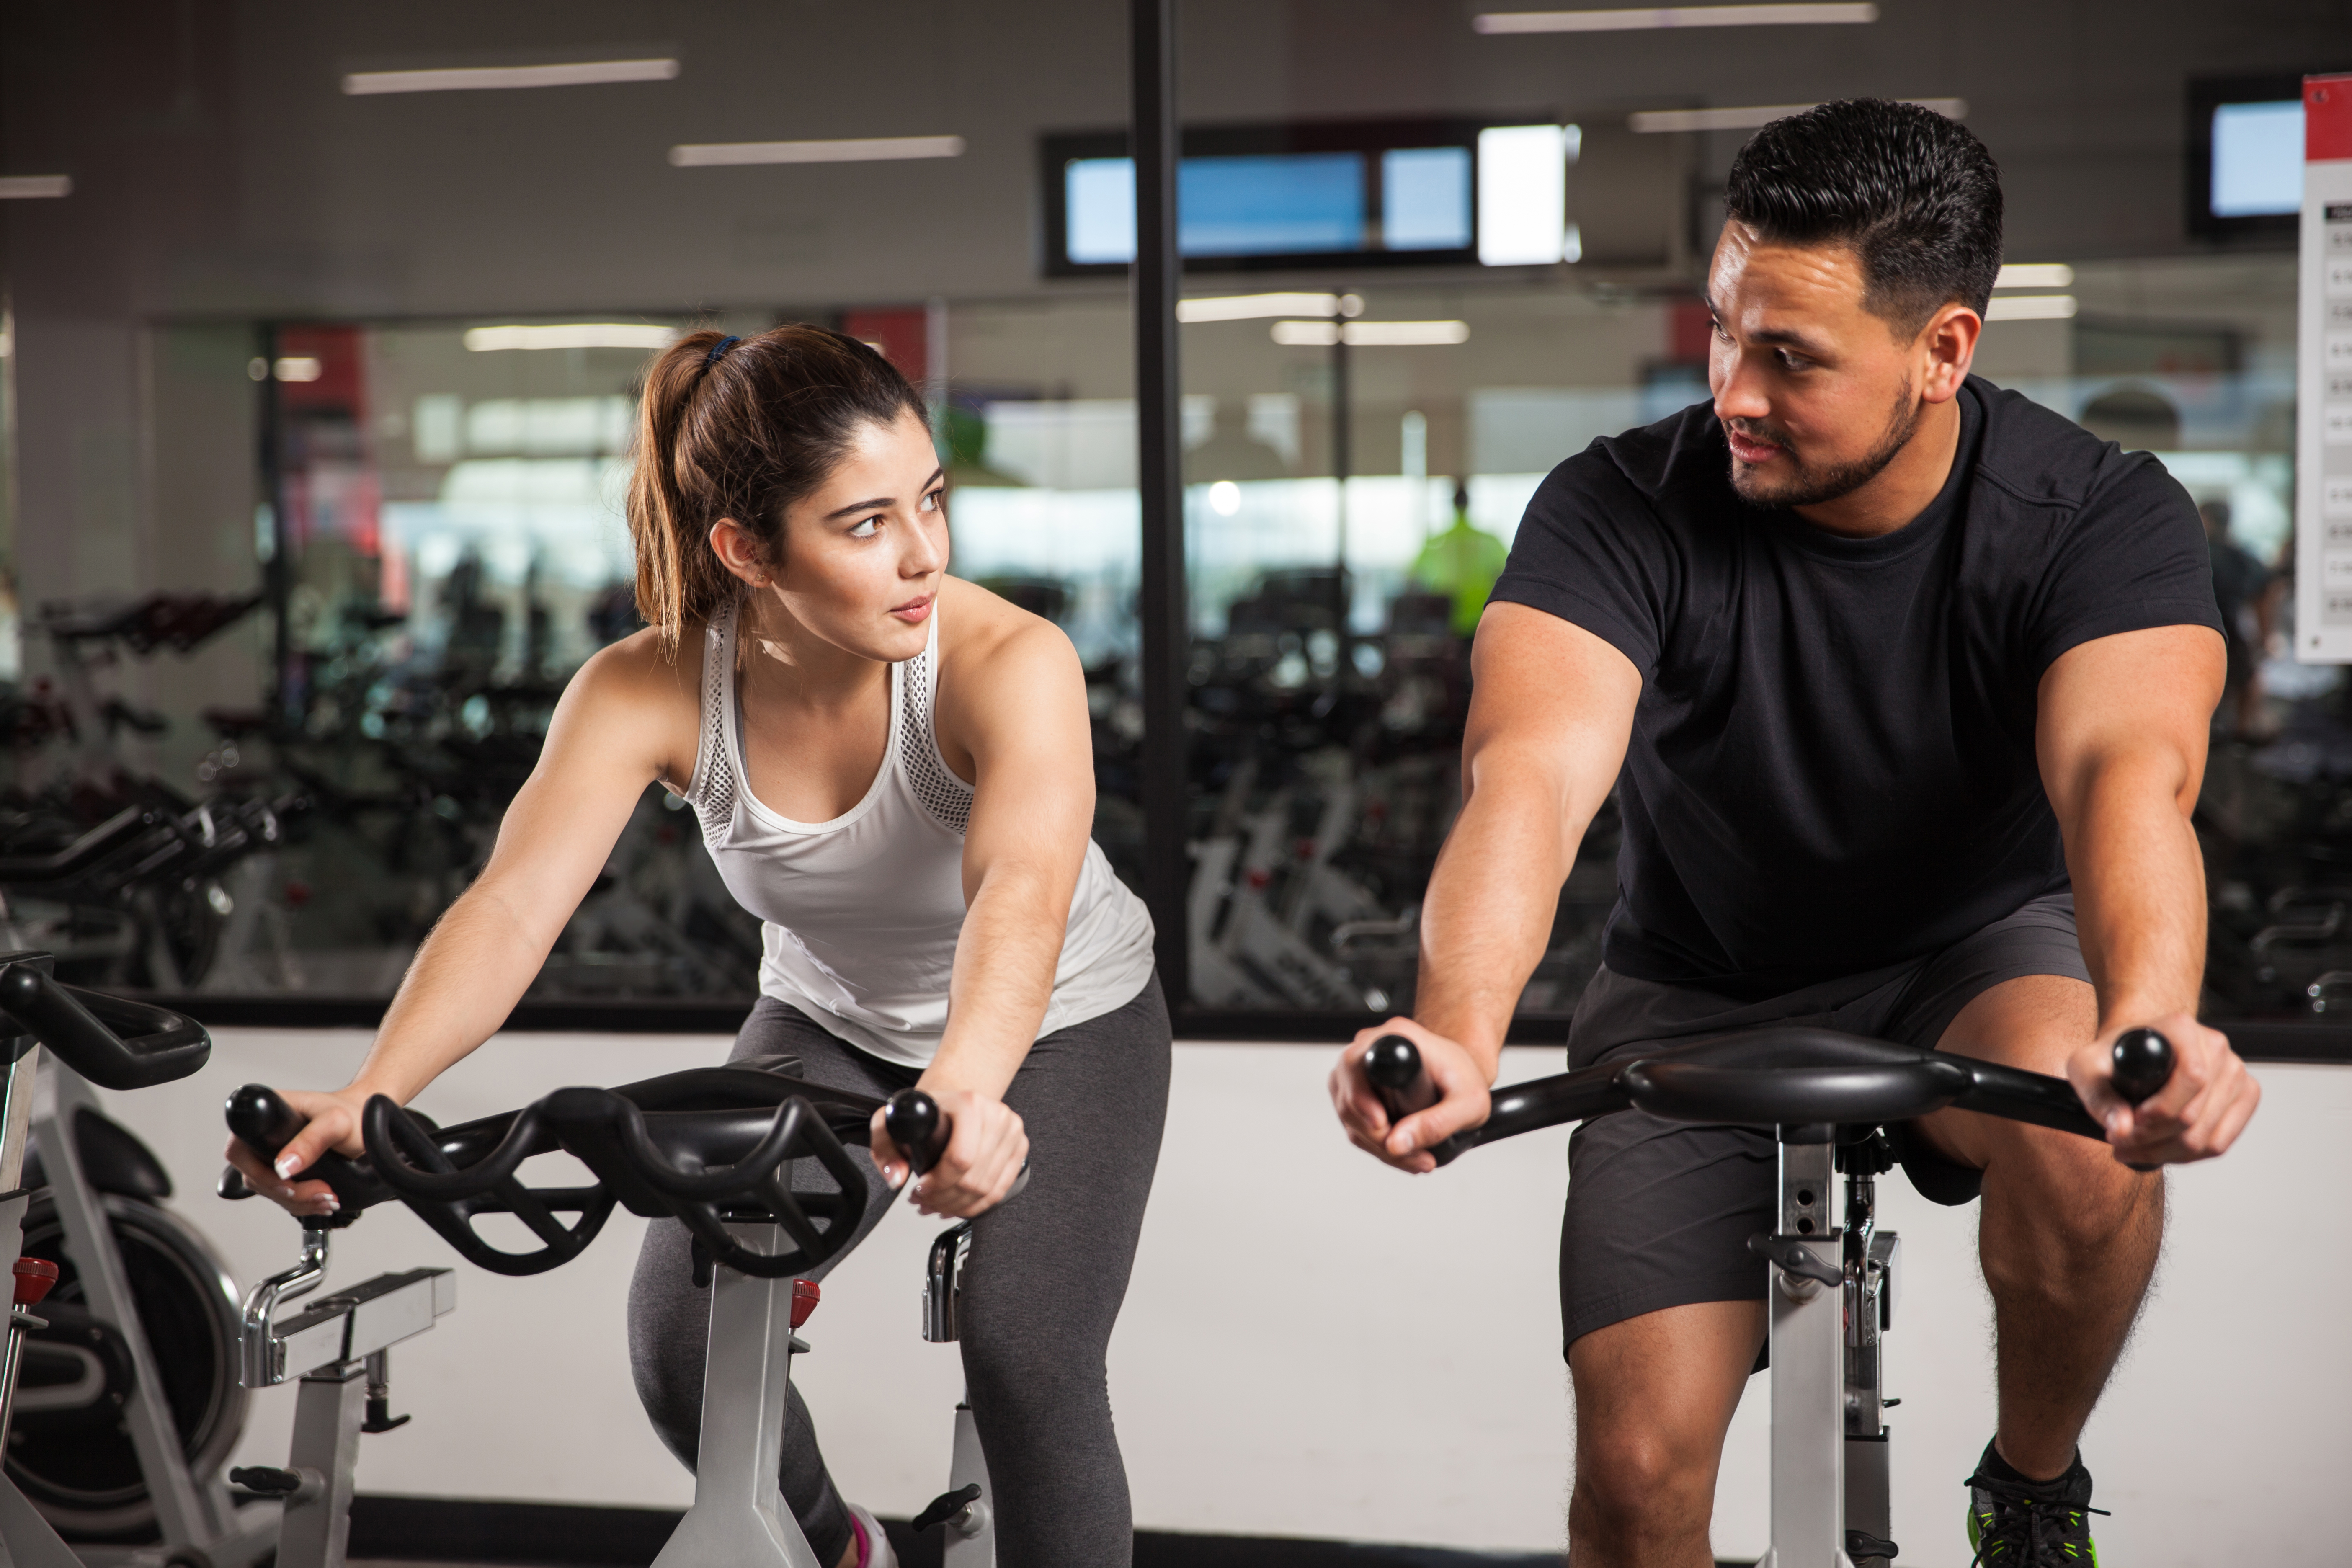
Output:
[87, 1032, 2352, 1565]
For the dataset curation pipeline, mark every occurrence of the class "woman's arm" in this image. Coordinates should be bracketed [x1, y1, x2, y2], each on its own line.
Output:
[876, 588, 1096, 1215]
[231, 633, 699, 1210]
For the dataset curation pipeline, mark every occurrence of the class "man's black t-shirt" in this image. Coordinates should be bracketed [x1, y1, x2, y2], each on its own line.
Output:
[1489, 377, 2220, 1000]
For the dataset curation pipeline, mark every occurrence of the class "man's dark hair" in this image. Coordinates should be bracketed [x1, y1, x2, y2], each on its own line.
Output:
[1724, 99, 2004, 334]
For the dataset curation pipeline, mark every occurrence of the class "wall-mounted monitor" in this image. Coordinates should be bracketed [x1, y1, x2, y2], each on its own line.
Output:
[2188, 73, 2333, 241]
[1041, 117, 1578, 277]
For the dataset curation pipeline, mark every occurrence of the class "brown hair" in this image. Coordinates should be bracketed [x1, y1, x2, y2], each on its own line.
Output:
[627, 323, 927, 655]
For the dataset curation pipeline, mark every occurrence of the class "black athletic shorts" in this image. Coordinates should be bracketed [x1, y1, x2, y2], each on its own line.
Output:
[1557, 891, 2090, 1355]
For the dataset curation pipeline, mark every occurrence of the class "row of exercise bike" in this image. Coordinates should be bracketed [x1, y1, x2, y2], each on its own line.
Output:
[0, 953, 2171, 1568]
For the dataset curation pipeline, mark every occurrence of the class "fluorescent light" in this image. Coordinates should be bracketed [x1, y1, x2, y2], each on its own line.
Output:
[1479, 125, 1573, 266]
[0, 175, 71, 199]
[1983, 295, 2077, 322]
[273, 357, 323, 382]
[1994, 263, 2074, 289]
[1476, 3, 1875, 34]
[1630, 97, 1964, 133]
[464, 323, 679, 352]
[1178, 292, 1362, 322]
[341, 58, 679, 95]
[1272, 320, 1470, 346]
[669, 136, 964, 168]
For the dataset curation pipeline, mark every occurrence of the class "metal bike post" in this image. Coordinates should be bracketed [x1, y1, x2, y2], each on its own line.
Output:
[921, 1222, 996, 1564]
[32, 1064, 230, 1550]
[651, 1227, 823, 1568]
[1764, 1128, 1853, 1568]
[1842, 1157, 1900, 1568]
[276, 1362, 367, 1568]
[0, 1045, 83, 1568]
[942, 1404, 995, 1568]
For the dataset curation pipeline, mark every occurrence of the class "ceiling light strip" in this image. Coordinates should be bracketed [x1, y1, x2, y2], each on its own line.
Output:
[1629, 97, 1965, 132]
[0, 175, 72, 199]
[342, 59, 680, 95]
[1983, 295, 2077, 322]
[464, 324, 681, 352]
[669, 136, 966, 168]
[1178, 293, 1360, 322]
[1994, 263, 2074, 289]
[1475, 3, 1875, 34]
[1272, 320, 1470, 347]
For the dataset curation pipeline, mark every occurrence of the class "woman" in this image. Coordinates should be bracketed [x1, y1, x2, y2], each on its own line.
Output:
[227, 325, 1171, 1568]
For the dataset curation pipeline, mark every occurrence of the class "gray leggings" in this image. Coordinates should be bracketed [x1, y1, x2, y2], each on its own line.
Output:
[627, 977, 1170, 1567]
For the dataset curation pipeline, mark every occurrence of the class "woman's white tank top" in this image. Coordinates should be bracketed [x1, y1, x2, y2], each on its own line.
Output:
[681, 598, 1156, 1068]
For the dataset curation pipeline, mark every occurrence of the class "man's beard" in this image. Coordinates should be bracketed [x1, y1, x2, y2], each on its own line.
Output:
[1726, 385, 1921, 511]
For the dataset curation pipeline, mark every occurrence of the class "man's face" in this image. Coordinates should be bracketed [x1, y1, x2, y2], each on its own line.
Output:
[1705, 222, 1933, 511]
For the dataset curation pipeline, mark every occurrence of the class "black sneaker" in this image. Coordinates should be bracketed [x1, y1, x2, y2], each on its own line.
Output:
[1964, 1444, 2107, 1565]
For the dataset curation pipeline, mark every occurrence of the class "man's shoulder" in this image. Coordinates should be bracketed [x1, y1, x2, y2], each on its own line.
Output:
[1528, 400, 1725, 530]
[1964, 376, 2171, 517]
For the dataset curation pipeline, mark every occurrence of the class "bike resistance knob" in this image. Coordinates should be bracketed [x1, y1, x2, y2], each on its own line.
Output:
[2110, 1029, 2175, 1106]
[885, 1088, 951, 1176]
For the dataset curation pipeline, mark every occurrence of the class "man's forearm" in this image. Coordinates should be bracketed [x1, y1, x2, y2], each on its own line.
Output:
[1414, 769, 1592, 1073]
[2066, 757, 2207, 1033]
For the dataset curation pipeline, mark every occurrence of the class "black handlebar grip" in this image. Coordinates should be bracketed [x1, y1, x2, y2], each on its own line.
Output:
[224, 1083, 371, 1212]
[2110, 1028, 2175, 1106]
[884, 1088, 951, 1177]
[1364, 1034, 1438, 1122]
[1362, 1034, 1469, 1167]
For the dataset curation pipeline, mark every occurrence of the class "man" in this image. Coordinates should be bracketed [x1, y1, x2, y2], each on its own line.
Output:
[1329, 100, 2260, 1568]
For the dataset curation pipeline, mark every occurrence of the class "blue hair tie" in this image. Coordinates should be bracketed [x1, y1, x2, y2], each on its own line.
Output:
[704, 335, 741, 367]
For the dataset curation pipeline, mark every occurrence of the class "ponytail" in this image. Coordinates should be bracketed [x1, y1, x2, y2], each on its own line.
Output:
[627, 324, 927, 658]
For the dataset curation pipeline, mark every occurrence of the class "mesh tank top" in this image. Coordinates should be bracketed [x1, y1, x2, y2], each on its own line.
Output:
[682, 598, 1155, 1068]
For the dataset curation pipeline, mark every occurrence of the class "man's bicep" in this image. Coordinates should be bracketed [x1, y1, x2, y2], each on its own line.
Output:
[2035, 624, 2223, 818]
[1465, 603, 1643, 810]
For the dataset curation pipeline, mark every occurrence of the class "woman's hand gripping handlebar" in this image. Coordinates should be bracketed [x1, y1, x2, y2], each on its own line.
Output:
[219, 1084, 394, 1222]
[1350, 1024, 2184, 1166]
[219, 1084, 380, 1221]
[877, 1088, 1031, 1217]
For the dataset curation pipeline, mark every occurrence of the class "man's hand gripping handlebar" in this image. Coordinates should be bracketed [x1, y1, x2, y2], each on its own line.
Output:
[1343, 1024, 2184, 1167]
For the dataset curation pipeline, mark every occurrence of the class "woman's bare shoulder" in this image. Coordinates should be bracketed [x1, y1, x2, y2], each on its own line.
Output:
[553, 625, 708, 785]
[937, 577, 1078, 682]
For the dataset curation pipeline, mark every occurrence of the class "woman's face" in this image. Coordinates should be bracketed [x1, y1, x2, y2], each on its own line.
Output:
[725, 410, 948, 664]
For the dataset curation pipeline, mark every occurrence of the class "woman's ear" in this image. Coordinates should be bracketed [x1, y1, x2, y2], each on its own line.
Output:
[708, 517, 773, 588]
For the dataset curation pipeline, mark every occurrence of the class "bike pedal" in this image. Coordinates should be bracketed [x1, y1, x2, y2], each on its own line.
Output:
[228, 1465, 301, 1495]
[1845, 1527, 1899, 1563]
[910, 1483, 983, 1532]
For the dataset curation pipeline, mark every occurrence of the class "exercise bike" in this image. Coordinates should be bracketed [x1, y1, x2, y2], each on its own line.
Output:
[0, 954, 222, 1568]
[1367, 1024, 2176, 1568]
[224, 1063, 1009, 1567]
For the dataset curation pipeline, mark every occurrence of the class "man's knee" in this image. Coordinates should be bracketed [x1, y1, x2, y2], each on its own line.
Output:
[1573, 1424, 1718, 1524]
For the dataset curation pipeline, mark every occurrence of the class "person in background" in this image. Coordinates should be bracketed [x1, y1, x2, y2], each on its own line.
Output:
[1410, 481, 1511, 637]
[2202, 498, 2277, 738]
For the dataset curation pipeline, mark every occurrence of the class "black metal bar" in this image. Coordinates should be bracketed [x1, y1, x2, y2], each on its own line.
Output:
[1331, 318, 1350, 631]
[1131, 0, 1190, 1006]
[258, 322, 294, 724]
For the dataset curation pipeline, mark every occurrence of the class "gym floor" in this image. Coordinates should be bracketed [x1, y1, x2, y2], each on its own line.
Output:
[336, 1496, 1611, 1566]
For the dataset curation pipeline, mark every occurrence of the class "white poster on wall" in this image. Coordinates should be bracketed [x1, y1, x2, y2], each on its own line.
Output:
[2297, 73, 2352, 661]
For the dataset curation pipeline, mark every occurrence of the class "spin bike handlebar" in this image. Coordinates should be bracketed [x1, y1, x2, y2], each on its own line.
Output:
[1366, 1025, 2177, 1167]
[0, 954, 210, 1090]
[224, 1068, 906, 1281]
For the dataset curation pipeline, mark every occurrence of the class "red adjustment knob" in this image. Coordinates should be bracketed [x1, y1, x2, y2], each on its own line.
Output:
[13, 1257, 59, 1308]
[789, 1278, 820, 1329]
